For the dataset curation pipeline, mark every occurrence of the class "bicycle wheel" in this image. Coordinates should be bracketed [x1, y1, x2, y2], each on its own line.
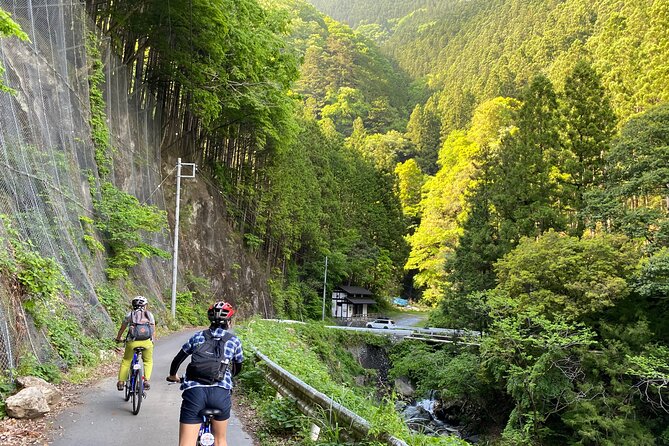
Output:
[124, 354, 136, 401]
[131, 370, 143, 415]
[123, 376, 131, 401]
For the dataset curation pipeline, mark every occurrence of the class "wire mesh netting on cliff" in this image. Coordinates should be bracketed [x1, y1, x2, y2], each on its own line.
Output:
[0, 0, 171, 371]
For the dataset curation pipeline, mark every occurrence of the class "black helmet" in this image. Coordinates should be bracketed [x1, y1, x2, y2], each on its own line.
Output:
[207, 301, 235, 323]
[132, 296, 148, 309]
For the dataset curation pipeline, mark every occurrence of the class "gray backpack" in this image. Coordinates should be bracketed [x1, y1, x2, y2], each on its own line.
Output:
[128, 309, 153, 341]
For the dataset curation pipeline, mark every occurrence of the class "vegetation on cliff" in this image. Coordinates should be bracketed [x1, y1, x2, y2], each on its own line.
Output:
[303, 0, 669, 443]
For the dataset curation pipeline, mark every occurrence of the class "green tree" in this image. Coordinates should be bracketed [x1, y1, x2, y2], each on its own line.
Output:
[448, 176, 501, 297]
[437, 88, 477, 136]
[321, 87, 370, 136]
[446, 97, 522, 296]
[596, 104, 669, 247]
[484, 230, 643, 444]
[356, 130, 411, 172]
[405, 130, 478, 305]
[491, 76, 565, 249]
[560, 60, 616, 234]
[394, 158, 424, 223]
[405, 100, 441, 174]
[492, 231, 638, 321]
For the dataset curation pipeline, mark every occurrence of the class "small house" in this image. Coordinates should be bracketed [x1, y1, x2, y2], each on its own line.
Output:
[331, 285, 376, 319]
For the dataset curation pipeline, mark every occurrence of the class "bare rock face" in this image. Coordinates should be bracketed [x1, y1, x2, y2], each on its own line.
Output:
[5, 387, 50, 419]
[16, 376, 62, 406]
[394, 376, 416, 398]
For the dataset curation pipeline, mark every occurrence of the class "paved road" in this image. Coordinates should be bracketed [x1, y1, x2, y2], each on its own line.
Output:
[392, 312, 428, 328]
[49, 329, 253, 446]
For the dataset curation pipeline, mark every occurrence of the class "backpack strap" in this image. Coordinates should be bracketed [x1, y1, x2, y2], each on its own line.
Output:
[218, 331, 233, 346]
[216, 331, 234, 360]
[191, 330, 233, 356]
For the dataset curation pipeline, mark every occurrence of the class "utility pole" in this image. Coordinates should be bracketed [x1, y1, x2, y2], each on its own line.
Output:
[321, 256, 328, 321]
[171, 158, 196, 319]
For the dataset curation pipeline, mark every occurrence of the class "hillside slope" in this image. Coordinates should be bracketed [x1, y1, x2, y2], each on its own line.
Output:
[308, 0, 669, 125]
[0, 0, 270, 374]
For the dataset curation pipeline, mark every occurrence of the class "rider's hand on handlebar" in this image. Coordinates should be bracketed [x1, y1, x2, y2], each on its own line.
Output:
[166, 374, 180, 383]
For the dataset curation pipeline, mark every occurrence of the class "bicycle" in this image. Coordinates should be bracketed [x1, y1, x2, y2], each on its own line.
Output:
[196, 408, 221, 446]
[167, 377, 220, 446]
[124, 346, 146, 415]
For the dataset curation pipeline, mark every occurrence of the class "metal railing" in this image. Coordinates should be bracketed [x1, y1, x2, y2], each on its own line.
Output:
[254, 349, 409, 446]
[262, 319, 481, 345]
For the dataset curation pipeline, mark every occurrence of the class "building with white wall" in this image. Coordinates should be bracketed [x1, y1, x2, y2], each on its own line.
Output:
[331, 285, 376, 319]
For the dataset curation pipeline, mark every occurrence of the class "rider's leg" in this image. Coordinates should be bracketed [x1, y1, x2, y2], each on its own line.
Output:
[179, 387, 205, 445]
[178, 423, 200, 446]
[209, 387, 231, 446]
[117, 342, 134, 389]
[211, 419, 229, 446]
[137, 339, 154, 388]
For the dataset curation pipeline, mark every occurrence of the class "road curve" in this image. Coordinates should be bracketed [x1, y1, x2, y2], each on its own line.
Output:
[49, 329, 254, 446]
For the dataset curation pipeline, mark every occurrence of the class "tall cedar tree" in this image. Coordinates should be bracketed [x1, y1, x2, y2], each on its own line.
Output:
[405, 100, 441, 174]
[491, 75, 564, 250]
[600, 104, 669, 247]
[448, 156, 501, 296]
[560, 60, 616, 234]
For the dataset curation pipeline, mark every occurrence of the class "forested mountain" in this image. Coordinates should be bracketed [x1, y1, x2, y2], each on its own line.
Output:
[306, 1, 669, 444]
[276, 0, 413, 135]
[310, 0, 669, 127]
[3, 0, 669, 444]
[306, 0, 435, 29]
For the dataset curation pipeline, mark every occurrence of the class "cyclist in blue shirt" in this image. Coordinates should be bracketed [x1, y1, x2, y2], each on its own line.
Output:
[167, 301, 243, 446]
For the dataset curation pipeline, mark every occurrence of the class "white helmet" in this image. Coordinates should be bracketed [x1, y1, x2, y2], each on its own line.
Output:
[132, 296, 148, 309]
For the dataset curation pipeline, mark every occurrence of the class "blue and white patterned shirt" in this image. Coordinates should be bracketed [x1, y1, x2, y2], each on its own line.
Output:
[180, 327, 244, 390]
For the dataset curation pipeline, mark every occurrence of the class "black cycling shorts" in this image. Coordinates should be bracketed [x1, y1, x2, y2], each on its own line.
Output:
[179, 386, 231, 424]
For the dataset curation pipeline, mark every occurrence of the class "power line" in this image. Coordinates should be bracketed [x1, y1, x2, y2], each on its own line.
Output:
[142, 164, 177, 205]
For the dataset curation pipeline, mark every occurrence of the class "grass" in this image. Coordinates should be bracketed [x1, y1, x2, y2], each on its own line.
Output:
[236, 318, 469, 446]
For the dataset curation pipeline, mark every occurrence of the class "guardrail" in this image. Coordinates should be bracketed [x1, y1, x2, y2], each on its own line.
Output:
[262, 319, 481, 344]
[403, 332, 481, 346]
[413, 327, 482, 338]
[254, 349, 409, 446]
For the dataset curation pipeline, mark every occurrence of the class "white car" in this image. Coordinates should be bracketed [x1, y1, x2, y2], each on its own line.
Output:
[366, 318, 396, 329]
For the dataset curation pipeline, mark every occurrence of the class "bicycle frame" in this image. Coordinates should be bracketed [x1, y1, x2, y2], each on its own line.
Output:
[129, 351, 141, 387]
[125, 346, 145, 414]
[196, 409, 222, 446]
[197, 417, 215, 446]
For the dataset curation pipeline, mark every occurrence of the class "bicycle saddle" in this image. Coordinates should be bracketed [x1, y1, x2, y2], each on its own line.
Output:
[199, 408, 223, 417]
[133, 347, 146, 352]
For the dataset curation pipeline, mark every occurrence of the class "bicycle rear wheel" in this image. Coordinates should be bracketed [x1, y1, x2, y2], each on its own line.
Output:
[131, 370, 143, 415]
[124, 377, 131, 401]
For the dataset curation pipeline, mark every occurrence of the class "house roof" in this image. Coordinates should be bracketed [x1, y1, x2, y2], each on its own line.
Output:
[345, 297, 377, 305]
[337, 285, 372, 296]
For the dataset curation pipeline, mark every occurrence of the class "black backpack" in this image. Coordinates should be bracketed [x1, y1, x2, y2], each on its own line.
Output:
[186, 330, 234, 385]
